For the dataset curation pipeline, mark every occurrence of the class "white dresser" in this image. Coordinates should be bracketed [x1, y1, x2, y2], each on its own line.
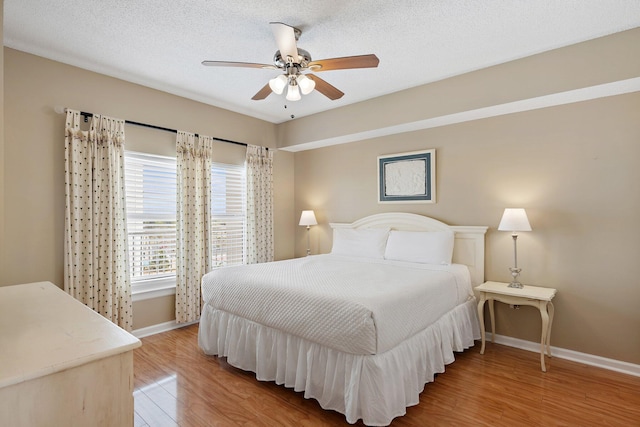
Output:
[0, 281, 141, 426]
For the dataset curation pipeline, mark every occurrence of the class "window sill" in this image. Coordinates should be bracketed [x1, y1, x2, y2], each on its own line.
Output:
[132, 277, 176, 302]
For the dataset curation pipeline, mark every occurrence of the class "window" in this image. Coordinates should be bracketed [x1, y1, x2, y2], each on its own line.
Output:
[124, 151, 246, 295]
[211, 162, 246, 267]
[125, 152, 177, 284]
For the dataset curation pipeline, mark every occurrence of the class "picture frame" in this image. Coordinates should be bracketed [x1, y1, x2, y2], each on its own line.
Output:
[377, 149, 436, 203]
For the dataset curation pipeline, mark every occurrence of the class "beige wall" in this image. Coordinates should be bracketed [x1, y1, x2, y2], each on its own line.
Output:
[0, 0, 5, 287]
[133, 295, 176, 329]
[2, 48, 295, 329]
[291, 29, 640, 364]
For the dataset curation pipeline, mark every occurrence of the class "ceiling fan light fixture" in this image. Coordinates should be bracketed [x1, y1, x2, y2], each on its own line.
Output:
[268, 74, 287, 94]
[297, 74, 316, 95]
[203, 22, 379, 102]
[286, 82, 301, 101]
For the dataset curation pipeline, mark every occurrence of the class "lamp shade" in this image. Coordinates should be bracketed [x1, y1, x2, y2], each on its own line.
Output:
[297, 74, 316, 95]
[498, 208, 532, 232]
[299, 210, 317, 226]
[286, 82, 301, 101]
[268, 75, 287, 95]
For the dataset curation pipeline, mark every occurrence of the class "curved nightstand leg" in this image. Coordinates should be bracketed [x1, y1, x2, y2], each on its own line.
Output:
[477, 293, 487, 354]
[488, 298, 496, 343]
[539, 302, 550, 372]
[546, 301, 555, 357]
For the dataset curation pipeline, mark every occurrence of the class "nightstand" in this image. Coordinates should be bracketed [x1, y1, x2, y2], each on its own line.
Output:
[476, 281, 557, 372]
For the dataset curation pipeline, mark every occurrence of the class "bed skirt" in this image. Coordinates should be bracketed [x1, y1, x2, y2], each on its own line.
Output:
[198, 298, 480, 426]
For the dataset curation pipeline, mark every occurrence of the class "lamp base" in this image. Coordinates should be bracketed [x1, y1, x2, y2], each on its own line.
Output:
[508, 267, 524, 288]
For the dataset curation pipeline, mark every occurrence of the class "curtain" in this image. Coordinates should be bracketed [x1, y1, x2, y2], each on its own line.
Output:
[245, 145, 274, 264]
[176, 132, 213, 323]
[64, 109, 132, 330]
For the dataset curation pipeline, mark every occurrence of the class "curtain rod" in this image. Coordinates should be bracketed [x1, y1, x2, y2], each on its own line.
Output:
[69, 109, 257, 149]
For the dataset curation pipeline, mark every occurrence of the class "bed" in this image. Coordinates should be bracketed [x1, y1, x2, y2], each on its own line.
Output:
[198, 213, 487, 425]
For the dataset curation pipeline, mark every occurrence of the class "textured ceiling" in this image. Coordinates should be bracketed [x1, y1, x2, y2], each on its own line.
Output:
[4, 1, 640, 124]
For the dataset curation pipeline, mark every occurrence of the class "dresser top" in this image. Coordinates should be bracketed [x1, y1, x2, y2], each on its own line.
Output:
[0, 282, 141, 388]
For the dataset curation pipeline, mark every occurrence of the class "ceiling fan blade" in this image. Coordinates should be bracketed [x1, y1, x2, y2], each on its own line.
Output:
[307, 74, 344, 100]
[308, 54, 379, 72]
[251, 83, 272, 100]
[202, 60, 276, 70]
[270, 22, 299, 63]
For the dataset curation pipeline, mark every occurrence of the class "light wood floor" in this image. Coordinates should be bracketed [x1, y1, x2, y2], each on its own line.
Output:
[134, 324, 640, 426]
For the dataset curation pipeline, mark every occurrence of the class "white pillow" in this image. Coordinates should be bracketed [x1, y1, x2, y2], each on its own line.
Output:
[331, 228, 390, 259]
[384, 230, 455, 265]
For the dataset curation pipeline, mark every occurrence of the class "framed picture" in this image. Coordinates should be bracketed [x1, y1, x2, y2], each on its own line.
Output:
[377, 149, 436, 203]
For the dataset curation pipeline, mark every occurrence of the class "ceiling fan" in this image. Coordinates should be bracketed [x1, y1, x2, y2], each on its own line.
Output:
[202, 22, 379, 101]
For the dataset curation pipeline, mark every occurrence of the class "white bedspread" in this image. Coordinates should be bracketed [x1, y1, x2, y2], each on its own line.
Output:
[200, 254, 472, 355]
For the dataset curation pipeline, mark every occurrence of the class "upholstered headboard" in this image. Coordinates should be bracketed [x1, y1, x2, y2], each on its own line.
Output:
[329, 212, 488, 286]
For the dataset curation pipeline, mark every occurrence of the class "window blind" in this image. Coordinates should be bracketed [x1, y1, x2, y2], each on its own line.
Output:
[125, 151, 177, 282]
[211, 162, 246, 267]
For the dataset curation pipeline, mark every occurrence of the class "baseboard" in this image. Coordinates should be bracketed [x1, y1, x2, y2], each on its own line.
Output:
[132, 319, 198, 338]
[487, 332, 640, 377]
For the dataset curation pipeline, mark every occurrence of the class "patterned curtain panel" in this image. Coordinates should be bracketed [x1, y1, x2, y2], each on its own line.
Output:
[245, 145, 274, 264]
[64, 109, 132, 330]
[176, 132, 213, 323]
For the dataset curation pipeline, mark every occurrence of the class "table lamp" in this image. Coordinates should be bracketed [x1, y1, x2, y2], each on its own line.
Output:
[498, 208, 532, 288]
[299, 210, 317, 256]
